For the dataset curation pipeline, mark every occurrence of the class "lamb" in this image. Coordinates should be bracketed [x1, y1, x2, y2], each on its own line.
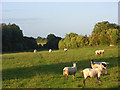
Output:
[49, 49, 52, 53]
[90, 59, 109, 74]
[64, 48, 68, 52]
[63, 62, 77, 80]
[110, 44, 115, 47]
[34, 49, 37, 53]
[81, 63, 104, 86]
[95, 49, 104, 56]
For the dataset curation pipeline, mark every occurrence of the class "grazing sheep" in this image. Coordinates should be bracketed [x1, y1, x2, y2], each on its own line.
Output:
[90, 59, 109, 74]
[95, 49, 104, 56]
[110, 44, 115, 47]
[81, 64, 104, 86]
[49, 49, 52, 53]
[34, 49, 37, 53]
[64, 48, 68, 52]
[63, 62, 77, 80]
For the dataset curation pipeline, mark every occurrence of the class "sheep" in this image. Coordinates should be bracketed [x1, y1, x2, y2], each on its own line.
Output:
[49, 49, 52, 53]
[34, 49, 37, 53]
[110, 44, 115, 47]
[63, 62, 77, 80]
[90, 59, 109, 74]
[81, 63, 104, 86]
[95, 49, 104, 56]
[64, 48, 68, 52]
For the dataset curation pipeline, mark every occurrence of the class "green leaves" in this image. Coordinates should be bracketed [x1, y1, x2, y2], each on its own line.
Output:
[91, 21, 119, 46]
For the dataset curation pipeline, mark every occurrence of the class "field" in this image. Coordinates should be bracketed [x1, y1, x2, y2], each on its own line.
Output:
[37, 42, 47, 46]
[2, 46, 119, 88]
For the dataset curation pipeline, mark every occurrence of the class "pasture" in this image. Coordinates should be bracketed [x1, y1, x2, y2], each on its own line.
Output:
[2, 46, 119, 88]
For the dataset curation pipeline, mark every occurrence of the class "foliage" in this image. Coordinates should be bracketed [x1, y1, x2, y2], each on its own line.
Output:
[2, 23, 39, 51]
[2, 21, 120, 51]
[36, 36, 47, 44]
[45, 34, 61, 49]
[90, 21, 119, 46]
[59, 33, 89, 49]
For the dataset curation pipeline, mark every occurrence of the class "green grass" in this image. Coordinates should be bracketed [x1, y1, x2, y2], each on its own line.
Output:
[2, 46, 119, 88]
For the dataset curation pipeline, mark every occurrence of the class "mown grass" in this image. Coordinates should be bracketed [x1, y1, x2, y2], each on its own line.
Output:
[2, 46, 119, 88]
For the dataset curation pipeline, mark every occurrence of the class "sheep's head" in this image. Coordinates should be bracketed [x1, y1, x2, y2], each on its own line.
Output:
[73, 62, 77, 67]
[89, 59, 94, 64]
[100, 64, 105, 71]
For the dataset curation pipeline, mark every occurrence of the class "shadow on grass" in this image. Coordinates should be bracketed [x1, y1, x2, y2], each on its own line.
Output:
[2, 57, 118, 81]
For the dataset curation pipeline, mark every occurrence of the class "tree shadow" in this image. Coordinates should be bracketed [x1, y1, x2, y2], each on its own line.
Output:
[2, 57, 118, 81]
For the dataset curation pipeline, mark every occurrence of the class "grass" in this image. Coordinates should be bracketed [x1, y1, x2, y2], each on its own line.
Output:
[2, 45, 119, 88]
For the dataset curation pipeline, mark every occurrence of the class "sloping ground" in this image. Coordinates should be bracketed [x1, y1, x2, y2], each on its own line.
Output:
[2, 46, 119, 88]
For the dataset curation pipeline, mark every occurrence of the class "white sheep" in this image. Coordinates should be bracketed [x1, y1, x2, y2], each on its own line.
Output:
[63, 62, 77, 80]
[81, 63, 104, 86]
[110, 44, 114, 47]
[64, 48, 68, 52]
[95, 49, 104, 56]
[34, 49, 37, 53]
[49, 49, 52, 53]
[90, 59, 109, 74]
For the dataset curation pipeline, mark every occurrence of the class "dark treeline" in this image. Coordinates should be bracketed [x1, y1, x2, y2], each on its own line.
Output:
[1, 21, 120, 52]
[1, 23, 61, 51]
[2, 23, 38, 51]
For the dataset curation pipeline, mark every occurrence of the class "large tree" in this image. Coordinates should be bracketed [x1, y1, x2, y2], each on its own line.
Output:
[90, 21, 119, 46]
[46, 34, 61, 49]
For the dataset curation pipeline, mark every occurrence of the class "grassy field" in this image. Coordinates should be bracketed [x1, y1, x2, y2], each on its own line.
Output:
[2, 46, 119, 88]
[37, 42, 46, 46]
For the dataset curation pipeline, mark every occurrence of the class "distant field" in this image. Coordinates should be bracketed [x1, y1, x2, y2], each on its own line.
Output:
[37, 42, 46, 46]
[2, 46, 119, 88]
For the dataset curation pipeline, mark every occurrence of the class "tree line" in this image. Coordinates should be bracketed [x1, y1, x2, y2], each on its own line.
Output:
[1, 21, 120, 52]
[1, 23, 61, 51]
[2, 23, 38, 51]
[59, 21, 120, 49]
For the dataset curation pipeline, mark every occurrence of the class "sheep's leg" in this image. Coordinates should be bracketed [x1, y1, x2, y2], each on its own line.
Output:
[101, 54, 103, 56]
[73, 73, 75, 79]
[97, 77, 101, 83]
[83, 79, 86, 86]
[105, 69, 107, 74]
[66, 75, 68, 80]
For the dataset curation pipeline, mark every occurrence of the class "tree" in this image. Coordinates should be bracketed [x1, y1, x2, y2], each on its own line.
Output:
[99, 31, 109, 45]
[58, 39, 65, 49]
[71, 37, 78, 48]
[2, 23, 39, 51]
[46, 34, 61, 49]
[110, 29, 119, 45]
[90, 21, 119, 46]
[2, 23, 24, 51]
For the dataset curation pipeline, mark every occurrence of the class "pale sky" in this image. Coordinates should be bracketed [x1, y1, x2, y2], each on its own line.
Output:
[2, 1, 118, 38]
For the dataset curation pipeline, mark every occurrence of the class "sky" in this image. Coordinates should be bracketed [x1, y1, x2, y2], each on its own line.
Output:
[2, 1, 118, 38]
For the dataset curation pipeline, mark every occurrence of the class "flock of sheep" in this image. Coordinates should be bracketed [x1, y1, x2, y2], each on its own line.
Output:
[34, 48, 109, 86]
[34, 48, 67, 53]
[63, 49, 109, 86]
